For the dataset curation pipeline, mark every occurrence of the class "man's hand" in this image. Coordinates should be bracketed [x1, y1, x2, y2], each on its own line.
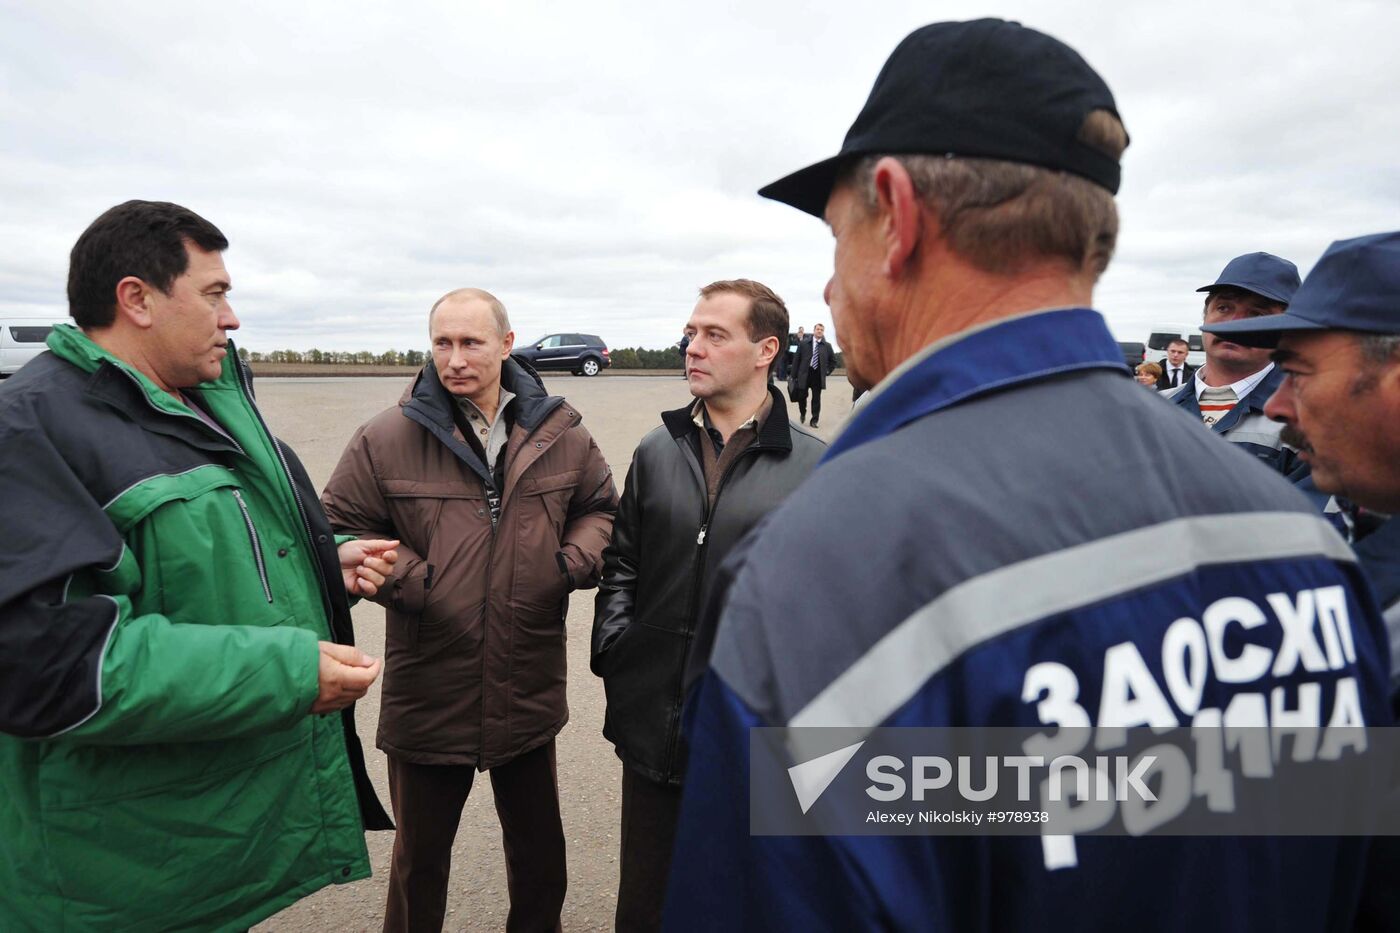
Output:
[312, 641, 382, 714]
[338, 538, 400, 597]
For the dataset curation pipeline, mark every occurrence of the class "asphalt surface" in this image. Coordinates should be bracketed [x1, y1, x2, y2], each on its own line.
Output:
[252, 372, 854, 932]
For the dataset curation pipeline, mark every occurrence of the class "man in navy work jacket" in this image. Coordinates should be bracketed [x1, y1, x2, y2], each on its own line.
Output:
[1161, 251, 1302, 473]
[1205, 232, 1400, 688]
[665, 19, 1392, 932]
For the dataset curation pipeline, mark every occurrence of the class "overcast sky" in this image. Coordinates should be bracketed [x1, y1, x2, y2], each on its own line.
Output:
[3, 0, 1397, 353]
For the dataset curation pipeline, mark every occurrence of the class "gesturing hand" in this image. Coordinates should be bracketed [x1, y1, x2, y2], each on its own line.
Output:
[312, 641, 383, 714]
[338, 538, 400, 597]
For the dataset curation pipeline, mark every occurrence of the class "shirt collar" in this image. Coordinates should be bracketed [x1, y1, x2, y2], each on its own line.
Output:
[691, 396, 766, 433]
[457, 387, 517, 425]
[1193, 362, 1274, 401]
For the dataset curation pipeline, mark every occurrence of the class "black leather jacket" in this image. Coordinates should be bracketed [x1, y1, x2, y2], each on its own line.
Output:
[591, 386, 826, 784]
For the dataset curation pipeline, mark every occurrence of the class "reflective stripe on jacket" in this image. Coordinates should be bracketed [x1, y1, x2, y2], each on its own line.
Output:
[667, 309, 1392, 932]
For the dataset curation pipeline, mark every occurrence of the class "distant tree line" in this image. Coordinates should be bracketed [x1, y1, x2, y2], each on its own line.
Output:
[607, 347, 685, 369]
[236, 346, 679, 368]
[237, 345, 841, 370]
[238, 348, 426, 366]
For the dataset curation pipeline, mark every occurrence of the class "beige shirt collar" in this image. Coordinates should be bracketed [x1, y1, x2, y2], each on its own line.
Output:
[456, 388, 517, 471]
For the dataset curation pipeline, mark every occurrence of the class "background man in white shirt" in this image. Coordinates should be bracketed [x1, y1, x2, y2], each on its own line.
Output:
[1162, 251, 1301, 472]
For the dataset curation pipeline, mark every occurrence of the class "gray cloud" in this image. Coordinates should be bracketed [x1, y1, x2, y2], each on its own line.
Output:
[2, 0, 1397, 352]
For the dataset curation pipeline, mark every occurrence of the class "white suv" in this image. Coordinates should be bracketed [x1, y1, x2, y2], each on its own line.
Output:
[1, 318, 68, 377]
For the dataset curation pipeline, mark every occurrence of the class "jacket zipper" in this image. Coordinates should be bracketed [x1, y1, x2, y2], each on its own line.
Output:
[661, 441, 769, 772]
[477, 413, 565, 756]
[232, 489, 274, 603]
[478, 520, 498, 751]
[234, 356, 332, 611]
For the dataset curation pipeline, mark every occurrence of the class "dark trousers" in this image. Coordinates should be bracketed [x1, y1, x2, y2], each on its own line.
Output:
[797, 376, 823, 423]
[615, 767, 683, 933]
[384, 741, 566, 933]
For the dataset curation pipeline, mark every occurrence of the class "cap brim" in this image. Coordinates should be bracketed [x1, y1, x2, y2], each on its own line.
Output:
[1201, 312, 1329, 348]
[757, 154, 851, 219]
[1195, 281, 1294, 304]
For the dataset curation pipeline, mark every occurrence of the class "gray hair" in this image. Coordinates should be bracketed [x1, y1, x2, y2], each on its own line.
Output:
[428, 287, 511, 337]
[1358, 333, 1400, 366]
[1347, 333, 1400, 395]
[843, 110, 1126, 280]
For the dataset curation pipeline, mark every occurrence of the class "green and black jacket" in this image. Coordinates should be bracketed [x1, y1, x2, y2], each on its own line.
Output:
[0, 325, 389, 932]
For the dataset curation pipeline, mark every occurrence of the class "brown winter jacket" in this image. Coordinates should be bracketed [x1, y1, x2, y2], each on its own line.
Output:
[321, 358, 617, 768]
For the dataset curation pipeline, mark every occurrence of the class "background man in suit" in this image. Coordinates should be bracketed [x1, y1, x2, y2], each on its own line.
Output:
[1155, 337, 1194, 389]
[789, 322, 836, 426]
[778, 325, 803, 382]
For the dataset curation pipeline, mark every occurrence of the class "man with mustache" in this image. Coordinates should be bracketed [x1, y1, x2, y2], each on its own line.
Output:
[1204, 232, 1400, 687]
[1162, 252, 1302, 473]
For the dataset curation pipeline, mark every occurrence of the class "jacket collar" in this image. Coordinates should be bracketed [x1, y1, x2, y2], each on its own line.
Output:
[402, 354, 558, 429]
[824, 307, 1126, 464]
[400, 355, 563, 484]
[47, 323, 243, 455]
[661, 383, 794, 452]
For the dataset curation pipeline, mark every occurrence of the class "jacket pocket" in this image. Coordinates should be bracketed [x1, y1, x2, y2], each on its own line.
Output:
[601, 621, 690, 778]
[382, 481, 489, 644]
[110, 466, 285, 626]
[230, 488, 273, 604]
[519, 472, 579, 538]
[511, 474, 578, 614]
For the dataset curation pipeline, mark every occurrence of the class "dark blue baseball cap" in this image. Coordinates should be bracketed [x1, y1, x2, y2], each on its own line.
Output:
[1196, 252, 1301, 305]
[1203, 232, 1400, 348]
[758, 18, 1127, 218]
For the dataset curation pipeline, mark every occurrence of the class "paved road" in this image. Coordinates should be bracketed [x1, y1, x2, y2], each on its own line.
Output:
[252, 372, 854, 931]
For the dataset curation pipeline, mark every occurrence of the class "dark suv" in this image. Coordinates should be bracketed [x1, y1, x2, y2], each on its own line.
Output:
[515, 333, 611, 376]
[1117, 341, 1146, 370]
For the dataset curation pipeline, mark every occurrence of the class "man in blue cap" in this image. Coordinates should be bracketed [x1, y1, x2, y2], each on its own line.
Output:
[665, 17, 1391, 933]
[1205, 231, 1400, 688]
[1162, 251, 1302, 473]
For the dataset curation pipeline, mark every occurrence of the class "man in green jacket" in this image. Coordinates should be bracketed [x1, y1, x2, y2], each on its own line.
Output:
[0, 200, 398, 931]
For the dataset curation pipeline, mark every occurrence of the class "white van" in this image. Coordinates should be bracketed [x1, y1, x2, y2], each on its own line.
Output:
[1145, 322, 1207, 369]
[1, 317, 68, 377]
